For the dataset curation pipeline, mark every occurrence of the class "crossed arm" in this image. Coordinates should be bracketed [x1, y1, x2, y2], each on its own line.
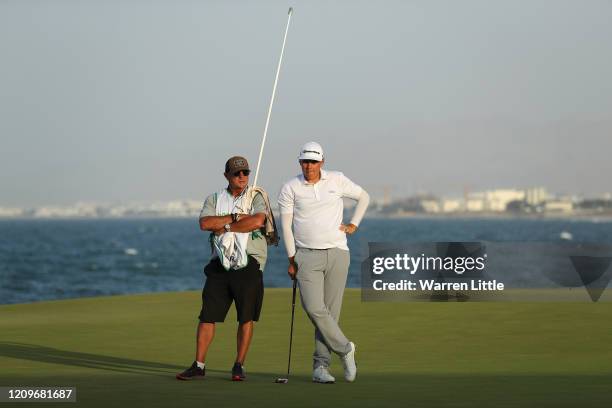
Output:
[199, 213, 265, 234]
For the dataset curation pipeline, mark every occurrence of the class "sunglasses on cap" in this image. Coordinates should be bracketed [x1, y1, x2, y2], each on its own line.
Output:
[232, 170, 251, 177]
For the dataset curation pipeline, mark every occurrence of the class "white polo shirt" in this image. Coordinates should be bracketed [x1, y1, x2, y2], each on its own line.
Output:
[278, 170, 363, 250]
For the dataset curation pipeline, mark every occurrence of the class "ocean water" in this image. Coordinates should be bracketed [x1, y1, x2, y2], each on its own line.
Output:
[1, 217, 611, 305]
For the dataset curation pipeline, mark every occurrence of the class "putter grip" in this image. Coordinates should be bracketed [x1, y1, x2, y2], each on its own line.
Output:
[288, 7, 293, 15]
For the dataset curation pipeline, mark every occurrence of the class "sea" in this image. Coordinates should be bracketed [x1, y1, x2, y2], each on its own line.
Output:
[1, 217, 611, 305]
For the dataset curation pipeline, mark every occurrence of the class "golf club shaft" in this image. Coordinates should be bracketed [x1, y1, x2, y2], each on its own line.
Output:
[252, 7, 293, 192]
[287, 278, 297, 376]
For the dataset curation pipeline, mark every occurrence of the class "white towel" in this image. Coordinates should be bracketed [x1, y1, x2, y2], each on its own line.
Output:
[213, 188, 250, 270]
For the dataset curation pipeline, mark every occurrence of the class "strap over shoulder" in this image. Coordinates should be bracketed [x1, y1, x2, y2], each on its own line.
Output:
[250, 186, 280, 247]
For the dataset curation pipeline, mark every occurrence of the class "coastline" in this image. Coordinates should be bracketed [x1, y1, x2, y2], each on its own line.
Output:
[366, 211, 612, 222]
[1, 212, 612, 222]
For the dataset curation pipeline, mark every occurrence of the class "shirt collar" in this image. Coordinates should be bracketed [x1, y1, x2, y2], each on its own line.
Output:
[225, 186, 247, 200]
[300, 169, 328, 185]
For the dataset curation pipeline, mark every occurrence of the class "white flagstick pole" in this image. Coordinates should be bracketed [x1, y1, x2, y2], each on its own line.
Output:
[248, 7, 293, 209]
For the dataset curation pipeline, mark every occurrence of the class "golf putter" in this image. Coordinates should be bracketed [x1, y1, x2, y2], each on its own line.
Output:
[275, 279, 297, 384]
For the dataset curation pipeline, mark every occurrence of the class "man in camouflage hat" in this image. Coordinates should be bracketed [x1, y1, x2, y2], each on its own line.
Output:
[177, 156, 268, 382]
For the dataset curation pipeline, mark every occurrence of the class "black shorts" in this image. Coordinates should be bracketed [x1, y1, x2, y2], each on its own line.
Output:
[198, 256, 264, 323]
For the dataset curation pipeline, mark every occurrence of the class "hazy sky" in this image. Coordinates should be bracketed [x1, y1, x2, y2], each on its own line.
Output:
[1, 0, 611, 207]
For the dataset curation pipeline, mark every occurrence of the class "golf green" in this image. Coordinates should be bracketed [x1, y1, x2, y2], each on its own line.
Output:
[1, 289, 611, 407]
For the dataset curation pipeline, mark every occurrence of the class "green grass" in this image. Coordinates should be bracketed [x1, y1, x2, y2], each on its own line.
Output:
[1, 289, 611, 407]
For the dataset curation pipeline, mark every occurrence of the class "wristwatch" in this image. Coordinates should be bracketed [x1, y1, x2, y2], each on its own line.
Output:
[224, 223, 231, 232]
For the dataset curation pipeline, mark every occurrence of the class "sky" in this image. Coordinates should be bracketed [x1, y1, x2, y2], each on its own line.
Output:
[1, 0, 611, 207]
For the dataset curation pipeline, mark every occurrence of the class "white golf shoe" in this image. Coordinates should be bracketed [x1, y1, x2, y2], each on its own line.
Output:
[340, 342, 357, 382]
[312, 366, 335, 384]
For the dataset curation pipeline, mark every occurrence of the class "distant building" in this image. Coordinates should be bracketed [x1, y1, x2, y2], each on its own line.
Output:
[420, 199, 441, 213]
[441, 199, 462, 213]
[483, 189, 525, 212]
[545, 199, 574, 213]
[525, 187, 547, 206]
[465, 196, 485, 212]
[0, 207, 24, 217]
[453, 187, 546, 213]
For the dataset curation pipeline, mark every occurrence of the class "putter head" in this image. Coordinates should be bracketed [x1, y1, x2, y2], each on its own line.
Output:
[274, 378, 289, 384]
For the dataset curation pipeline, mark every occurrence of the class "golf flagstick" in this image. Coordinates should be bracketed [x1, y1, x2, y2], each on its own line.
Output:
[247, 7, 293, 211]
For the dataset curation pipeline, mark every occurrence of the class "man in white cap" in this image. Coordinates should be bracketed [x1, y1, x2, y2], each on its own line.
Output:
[277, 142, 370, 383]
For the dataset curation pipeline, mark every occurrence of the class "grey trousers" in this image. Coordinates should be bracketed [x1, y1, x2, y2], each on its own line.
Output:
[295, 247, 352, 369]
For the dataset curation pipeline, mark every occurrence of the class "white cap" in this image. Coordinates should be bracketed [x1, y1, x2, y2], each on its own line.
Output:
[298, 141, 324, 161]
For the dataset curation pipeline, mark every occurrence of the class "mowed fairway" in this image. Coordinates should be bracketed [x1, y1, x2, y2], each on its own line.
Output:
[1, 289, 611, 407]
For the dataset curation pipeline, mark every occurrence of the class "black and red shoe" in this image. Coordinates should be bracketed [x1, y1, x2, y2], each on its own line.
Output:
[176, 361, 205, 380]
[231, 362, 246, 381]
